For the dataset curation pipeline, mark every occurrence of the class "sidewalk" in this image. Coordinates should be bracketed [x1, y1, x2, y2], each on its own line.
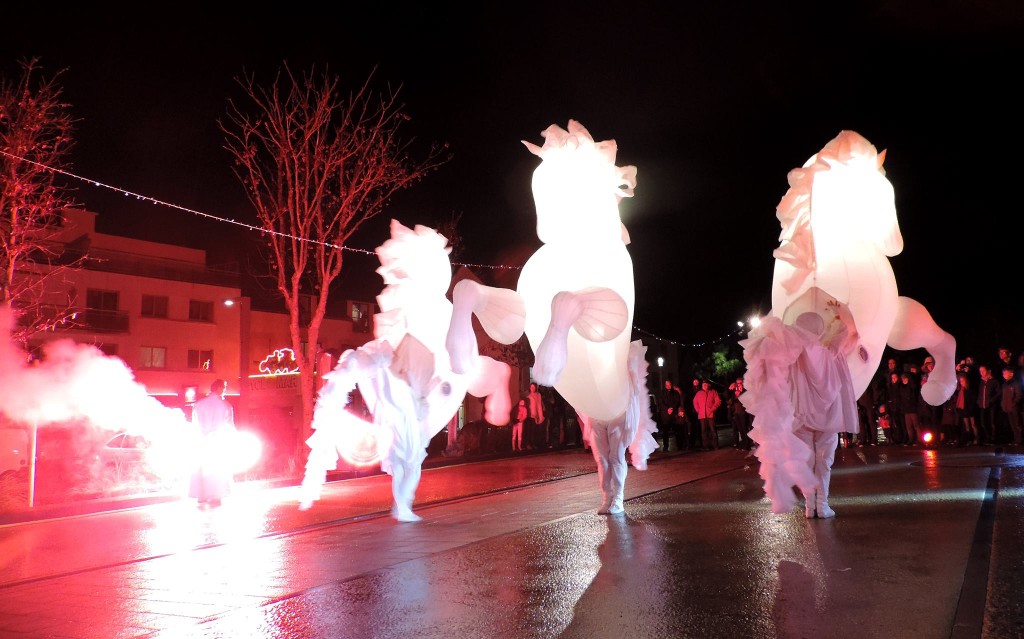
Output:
[0, 437, 590, 526]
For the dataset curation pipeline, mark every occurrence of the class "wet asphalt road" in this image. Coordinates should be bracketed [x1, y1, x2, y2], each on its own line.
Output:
[1, 443, 1022, 638]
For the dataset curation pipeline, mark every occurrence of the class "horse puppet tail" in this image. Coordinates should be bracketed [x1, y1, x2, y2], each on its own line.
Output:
[626, 340, 659, 470]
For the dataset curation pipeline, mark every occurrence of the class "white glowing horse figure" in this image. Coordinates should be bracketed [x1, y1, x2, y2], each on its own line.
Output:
[301, 220, 517, 520]
[771, 130, 956, 406]
[454, 120, 657, 515]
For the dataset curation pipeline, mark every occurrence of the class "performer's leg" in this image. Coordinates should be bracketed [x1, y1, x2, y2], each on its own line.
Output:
[589, 423, 611, 512]
[812, 431, 837, 518]
[590, 422, 627, 514]
[390, 459, 422, 522]
[605, 423, 628, 514]
[794, 428, 817, 518]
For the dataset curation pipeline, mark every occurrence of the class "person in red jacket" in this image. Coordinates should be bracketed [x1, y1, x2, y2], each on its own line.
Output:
[693, 380, 722, 450]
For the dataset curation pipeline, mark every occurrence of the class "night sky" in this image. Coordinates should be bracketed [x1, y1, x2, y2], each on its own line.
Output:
[4, 3, 1024, 364]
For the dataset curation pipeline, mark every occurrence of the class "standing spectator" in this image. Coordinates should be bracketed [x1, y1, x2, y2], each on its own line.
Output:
[921, 355, 936, 374]
[877, 404, 893, 445]
[547, 388, 567, 448]
[693, 380, 722, 450]
[657, 379, 682, 452]
[977, 365, 1000, 445]
[527, 382, 546, 449]
[916, 373, 938, 442]
[728, 378, 752, 450]
[511, 399, 527, 452]
[997, 347, 1016, 374]
[955, 372, 979, 446]
[857, 378, 878, 446]
[884, 371, 904, 445]
[1000, 366, 1022, 446]
[940, 388, 960, 446]
[672, 382, 692, 450]
[189, 379, 237, 508]
[957, 356, 979, 385]
[898, 372, 920, 446]
[685, 378, 702, 449]
[881, 357, 901, 387]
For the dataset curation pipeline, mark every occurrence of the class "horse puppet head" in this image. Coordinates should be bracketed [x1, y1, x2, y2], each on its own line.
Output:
[522, 120, 637, 246]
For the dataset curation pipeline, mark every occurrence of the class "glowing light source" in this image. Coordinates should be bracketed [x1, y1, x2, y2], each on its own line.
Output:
[657, 357, 664, 367]
[231, 430, 263, 472]
[258, 348, 299, 375]
[334, 410, 392, 467]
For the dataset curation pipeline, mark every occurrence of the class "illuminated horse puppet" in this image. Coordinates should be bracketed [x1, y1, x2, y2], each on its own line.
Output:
[448, 120, 658, 515]
[770, 130, 957, 407]
[301, 220, 521, 521]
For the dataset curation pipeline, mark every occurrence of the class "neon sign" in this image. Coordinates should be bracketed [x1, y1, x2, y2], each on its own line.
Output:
[258, 348, 299, 375]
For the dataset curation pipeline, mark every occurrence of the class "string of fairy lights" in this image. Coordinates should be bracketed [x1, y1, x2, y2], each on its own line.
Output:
[2, 148, 748, 349]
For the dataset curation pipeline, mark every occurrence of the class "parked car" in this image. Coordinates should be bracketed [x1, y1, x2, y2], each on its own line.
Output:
[99, 431, 158, 483]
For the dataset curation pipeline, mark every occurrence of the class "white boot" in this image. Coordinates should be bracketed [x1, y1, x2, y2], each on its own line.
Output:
[391, 505, 422, 522]
[815, 499, 836, 519]
[804, 490, 817, 519]
[816, 485, 835, 518]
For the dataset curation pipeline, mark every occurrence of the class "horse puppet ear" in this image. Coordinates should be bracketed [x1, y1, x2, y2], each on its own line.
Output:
[877, 149, 887, 170]
[522, 139, 543, 157]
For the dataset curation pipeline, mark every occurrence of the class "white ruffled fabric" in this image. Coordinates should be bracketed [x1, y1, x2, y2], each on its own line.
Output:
[299, 339, 428, 511]
[739, 316, 857, 514]
[626, 340, 659, 470]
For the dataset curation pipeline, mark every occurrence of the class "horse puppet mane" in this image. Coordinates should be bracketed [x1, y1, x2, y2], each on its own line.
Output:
[373, 220, 454, 347]
[772, 130, 888, 295]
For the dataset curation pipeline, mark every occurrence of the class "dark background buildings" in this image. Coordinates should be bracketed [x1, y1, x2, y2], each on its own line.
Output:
[4, 2, 1023, 365]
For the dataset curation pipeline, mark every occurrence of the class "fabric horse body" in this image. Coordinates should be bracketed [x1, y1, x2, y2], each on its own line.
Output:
[301, 220, 515, 521]
[770, 130, 956, 407]
[512, 120, 658, 514]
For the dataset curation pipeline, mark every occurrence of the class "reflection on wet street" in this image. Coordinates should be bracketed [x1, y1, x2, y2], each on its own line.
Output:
[1, 446, 1022, 638]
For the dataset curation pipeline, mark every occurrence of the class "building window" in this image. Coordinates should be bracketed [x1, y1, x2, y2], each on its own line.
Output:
[188, 300, 213, 322]
[350, 301, 371, 333]
[86, 289, 119, 311]
[140, 346, 167, 369]
[188, 349, 214, 370]
[98, 343, 118, 357]
[141, 295, 169, 318]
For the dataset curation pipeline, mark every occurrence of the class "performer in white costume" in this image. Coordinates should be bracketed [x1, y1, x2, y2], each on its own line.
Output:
[740, 305, 858, 518]
[513, 121, 658, 514]
[741, 130, 958, 518]
[301, 222, 520, 521]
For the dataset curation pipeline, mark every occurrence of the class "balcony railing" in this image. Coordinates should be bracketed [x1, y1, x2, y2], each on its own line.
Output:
[61, 246, 240, 287]
[79, 308, 130, 333]
[15, 305, 129, 334]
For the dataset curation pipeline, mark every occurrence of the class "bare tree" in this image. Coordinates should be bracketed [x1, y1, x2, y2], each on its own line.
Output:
[0, 58, 79, 347]
[221, 64, 449, 463]
[435, 211, 464, 261]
